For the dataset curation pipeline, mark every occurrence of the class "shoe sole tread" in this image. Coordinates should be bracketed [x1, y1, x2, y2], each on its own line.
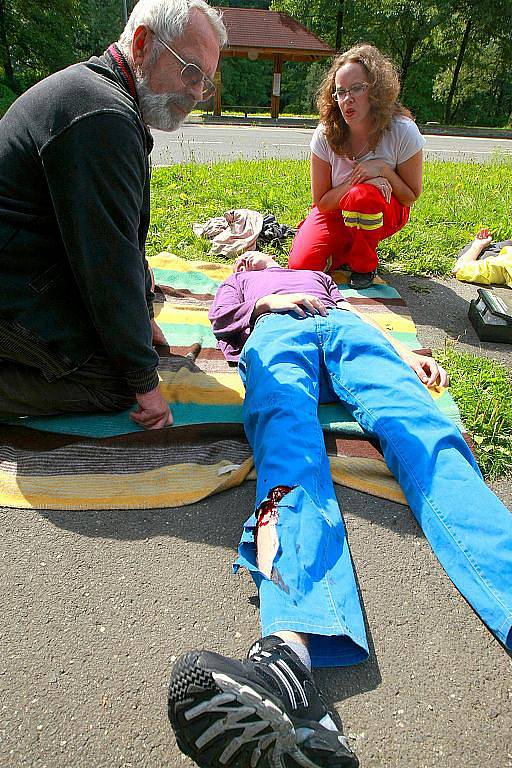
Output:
[168, 654, 357, 768]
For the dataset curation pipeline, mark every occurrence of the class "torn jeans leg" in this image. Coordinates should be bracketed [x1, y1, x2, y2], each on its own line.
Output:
[235, 482, 368, 668]
[255, 485, 294, 586]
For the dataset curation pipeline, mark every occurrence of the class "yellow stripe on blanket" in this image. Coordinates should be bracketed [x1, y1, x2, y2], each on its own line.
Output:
[0, 458, 254, 510]
[160, 368, 245, 404]
[369, 312, 416, 334]
[425, 385, 445, 401]
[329, 455, 407, 505]
[148, 253, 233, 282]
[154, 302, 212, 326]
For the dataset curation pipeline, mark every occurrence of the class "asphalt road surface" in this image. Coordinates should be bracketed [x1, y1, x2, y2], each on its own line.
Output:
[2, 273, 511, 768]
[150, 123, 512, 165]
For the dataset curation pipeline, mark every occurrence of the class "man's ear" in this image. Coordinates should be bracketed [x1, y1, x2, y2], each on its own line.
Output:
[131, 25, 150, 68]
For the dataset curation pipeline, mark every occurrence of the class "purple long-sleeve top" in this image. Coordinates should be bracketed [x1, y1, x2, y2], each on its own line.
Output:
[208, 266, 345, 362]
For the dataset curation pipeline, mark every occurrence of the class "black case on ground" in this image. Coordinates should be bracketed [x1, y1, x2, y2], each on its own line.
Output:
[468, 287, 512, 343]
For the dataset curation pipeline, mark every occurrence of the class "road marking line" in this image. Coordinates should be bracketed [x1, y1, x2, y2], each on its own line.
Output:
[424, 135, 512, 144]
[425, 148, 512, 155]
[160, 140, 225, 145]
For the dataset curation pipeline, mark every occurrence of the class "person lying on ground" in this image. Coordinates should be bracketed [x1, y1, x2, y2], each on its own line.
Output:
[452, 228, 512, 286]
[166, 252, 512, 768]
[288, 44, 424, 290]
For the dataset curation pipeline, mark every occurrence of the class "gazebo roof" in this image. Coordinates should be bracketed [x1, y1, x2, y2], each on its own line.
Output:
[217, 7, 334, 61]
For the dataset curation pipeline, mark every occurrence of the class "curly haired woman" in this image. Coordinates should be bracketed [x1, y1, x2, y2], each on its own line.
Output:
[288, 44, 425, 289]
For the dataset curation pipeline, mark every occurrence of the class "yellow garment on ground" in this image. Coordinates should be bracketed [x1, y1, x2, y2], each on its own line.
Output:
[456, 246, 512, 287]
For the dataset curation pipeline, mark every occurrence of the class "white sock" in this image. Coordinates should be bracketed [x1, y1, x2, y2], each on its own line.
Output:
[279, 639, 312, 671]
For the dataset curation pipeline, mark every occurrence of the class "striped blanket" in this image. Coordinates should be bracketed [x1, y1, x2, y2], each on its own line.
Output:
[0, 253, 464, 510]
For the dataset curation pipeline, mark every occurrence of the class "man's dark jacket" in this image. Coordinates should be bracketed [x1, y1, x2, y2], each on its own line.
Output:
[0, 48, 159, 393]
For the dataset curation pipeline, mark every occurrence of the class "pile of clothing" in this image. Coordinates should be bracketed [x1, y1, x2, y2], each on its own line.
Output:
[257, 213, 297, 248]
[193, 209, 296, 257]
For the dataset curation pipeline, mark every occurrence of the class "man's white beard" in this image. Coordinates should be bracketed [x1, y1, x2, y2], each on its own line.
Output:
[136, 74, 195, 132]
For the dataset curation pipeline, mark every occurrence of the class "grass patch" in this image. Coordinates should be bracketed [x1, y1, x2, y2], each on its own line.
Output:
[149, 157, 512, 276]
[437, 345, 512, 480]
[149, 158, 310, 262]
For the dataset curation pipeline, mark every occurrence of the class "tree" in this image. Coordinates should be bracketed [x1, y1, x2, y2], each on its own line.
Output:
[271, 0, 341, 48]
[443, 17, 472, 124]
[221, 58, 272, 107]
[0, 0, 16, 91]
[334, 0, 346, 50]
[434, 32, 512, 126]
[74, 0, 126, 60]
[440, 0, 512, 123]
[0, 0, 129, 95]
[0, 0, 80, 92]
[346, 0, 452, 86]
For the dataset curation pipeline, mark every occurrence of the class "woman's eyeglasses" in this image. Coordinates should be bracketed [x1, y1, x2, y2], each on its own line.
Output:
[332, 82, 369, 101]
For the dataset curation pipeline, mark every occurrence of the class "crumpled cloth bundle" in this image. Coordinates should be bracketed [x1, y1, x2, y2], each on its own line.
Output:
[192, 209, 264, 256]
[257, 213, 297, 247]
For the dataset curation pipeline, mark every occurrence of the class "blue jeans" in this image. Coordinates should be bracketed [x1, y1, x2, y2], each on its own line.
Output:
[235, 310, 512, 668]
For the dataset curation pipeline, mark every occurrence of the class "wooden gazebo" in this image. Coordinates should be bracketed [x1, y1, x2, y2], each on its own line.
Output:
[213, 7, 335, 118]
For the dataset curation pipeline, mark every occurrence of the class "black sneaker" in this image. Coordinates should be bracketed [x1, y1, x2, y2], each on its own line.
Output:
[167, 634, 359, 767]
[348, 271, 376, 290]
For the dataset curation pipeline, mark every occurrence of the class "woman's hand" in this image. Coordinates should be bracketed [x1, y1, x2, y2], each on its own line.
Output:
[363, 176, 393, 203]
[253, 293, 328, 319]
[402, 351, 449, 388]
[350, 159, 390, 183]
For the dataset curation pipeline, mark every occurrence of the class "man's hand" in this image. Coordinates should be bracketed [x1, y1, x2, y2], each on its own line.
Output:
[253, 293, 328, 320]
[402, 351, 449, 388]
[130, 384, 173, 430]
[151, 318, 167, 346]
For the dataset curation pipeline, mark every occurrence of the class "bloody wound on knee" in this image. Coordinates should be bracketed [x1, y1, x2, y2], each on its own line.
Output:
[255, 485, 295, 533]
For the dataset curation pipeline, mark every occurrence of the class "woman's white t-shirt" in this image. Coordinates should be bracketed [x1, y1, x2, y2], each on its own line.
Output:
[310, 116, 426, 187]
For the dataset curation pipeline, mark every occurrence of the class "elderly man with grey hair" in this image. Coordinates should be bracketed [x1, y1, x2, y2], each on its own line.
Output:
[0, 0, 225, 428]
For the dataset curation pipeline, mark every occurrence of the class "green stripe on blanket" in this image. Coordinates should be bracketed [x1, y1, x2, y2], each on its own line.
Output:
[155, 322, 218, 349]
[151, 267, 221, 295]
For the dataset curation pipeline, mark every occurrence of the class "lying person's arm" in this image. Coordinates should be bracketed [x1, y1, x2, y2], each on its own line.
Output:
[208, 277, 256, 339]
[252, 293, 328, 320]
[338, 301, 448, 387]
[210, 280, 330, 337]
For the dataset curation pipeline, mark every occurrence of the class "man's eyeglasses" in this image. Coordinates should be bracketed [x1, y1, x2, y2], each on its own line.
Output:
[332, 82, 369, 101]
[153, 33, 216, 102]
